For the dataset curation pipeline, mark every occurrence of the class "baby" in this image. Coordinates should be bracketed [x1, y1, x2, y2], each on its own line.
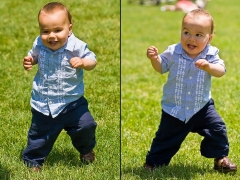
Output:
[144, 9, 237, 173]
[22, 2, 97, 171]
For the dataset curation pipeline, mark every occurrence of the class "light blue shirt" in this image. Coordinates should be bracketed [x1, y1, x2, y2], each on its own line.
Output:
[160, 43, 225, 123]
[28, 33, 96, 118]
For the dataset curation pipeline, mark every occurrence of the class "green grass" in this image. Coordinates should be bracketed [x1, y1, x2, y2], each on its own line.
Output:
[0, 0, 120, 179]
[121, 0, 240, 179]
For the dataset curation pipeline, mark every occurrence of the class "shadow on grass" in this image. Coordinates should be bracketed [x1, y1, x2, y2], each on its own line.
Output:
[0, 164, 10, 180]
[20, 147, 90, 169]
[122, 163, 218, 179]
[45, 148, 88, 168]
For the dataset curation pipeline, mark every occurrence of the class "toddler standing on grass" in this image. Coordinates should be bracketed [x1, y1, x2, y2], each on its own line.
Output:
[144, 9, 237, 173]
[22, 2, 97, 172]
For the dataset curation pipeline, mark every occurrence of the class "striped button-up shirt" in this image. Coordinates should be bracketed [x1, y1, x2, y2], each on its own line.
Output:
[28, 33, 96, 118]
[160, 43, 225, 123]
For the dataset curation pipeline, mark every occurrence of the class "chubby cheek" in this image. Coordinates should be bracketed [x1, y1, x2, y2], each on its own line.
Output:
[180, 38, 187, 49]
[202, 35, 212, 45]
[180, 36, 187, 44]
[40, 35, 48, 43]
[199, 39, 210, 49]
[62, 36, 69, 43]
[40, 36, 50, 48]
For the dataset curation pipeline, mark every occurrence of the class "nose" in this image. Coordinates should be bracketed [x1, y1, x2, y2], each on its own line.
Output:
[188, 35, 195, 42]
[48, 32, 56, 39]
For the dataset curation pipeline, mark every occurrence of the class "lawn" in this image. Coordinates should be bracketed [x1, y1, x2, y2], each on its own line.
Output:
[121, 0, 240, 179]
[0, 0, 120, 179]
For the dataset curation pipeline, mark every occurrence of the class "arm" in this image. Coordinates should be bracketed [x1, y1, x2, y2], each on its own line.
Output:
[70, 57, 97, 71]
[147, 46, 162, 74]
[195, 59, 225, 77]
[23, 56, 37, 71]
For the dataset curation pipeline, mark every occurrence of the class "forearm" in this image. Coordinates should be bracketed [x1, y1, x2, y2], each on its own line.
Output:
[204, 63, 225, 77]
[81, 58, 97, 71]
[150, 56, 162, 74]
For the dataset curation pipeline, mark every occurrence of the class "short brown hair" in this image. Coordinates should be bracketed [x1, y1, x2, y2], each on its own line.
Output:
[183, 9, 214, 34]
[38, 2, 72, 24]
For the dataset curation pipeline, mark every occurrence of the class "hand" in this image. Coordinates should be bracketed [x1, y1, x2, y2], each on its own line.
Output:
[195, 58, 225, 77]
[70, 57, 84, 68]
[147, 46, 159, 61]
[195, 59, 210, 70]
[23, 56, 34, 71]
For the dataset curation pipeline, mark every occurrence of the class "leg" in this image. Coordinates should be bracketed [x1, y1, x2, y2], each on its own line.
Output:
[64, 97, 97, 155]
[192, 99, 229, 158]
[22, 108, 63, 167]
[145, 110, 190, 167]
[192, 99, 236, 173]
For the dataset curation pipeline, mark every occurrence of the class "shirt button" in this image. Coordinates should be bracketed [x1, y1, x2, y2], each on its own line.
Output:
[49, 101, 52, 104]
[186, 107, 189, 110]
[189, 76, 192, 79]
[49, 86, 52, 89]
[188, 92, 190, 94]
[50, 70, 52, 73]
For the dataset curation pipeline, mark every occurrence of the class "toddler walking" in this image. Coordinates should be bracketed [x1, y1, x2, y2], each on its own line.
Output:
[145, 9, 237, 173]
[22, 2, 97, 171]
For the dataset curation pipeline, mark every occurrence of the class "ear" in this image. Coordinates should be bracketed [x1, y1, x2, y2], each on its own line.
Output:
[208, 34, 214, 44]
[68, 24, 73, 36]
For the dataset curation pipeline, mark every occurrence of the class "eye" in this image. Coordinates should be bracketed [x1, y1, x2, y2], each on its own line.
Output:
[184, 31, 190, 35]
[55, 29, 62, 33]
[196, 34, 202, 37]
[42, 30, 49, 34]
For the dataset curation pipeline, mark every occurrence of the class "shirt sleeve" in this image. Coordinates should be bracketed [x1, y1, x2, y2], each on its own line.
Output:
[160, 46, 173, 74]
[81, 44, 97, 61]
[72, 40, 97, 62]
[28, 37, 41, 63]
[207, 46, 226, 71]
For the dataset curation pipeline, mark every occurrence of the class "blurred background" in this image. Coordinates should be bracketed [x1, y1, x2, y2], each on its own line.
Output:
[0, 0, 120, 179]
[121, 0, 240, 179]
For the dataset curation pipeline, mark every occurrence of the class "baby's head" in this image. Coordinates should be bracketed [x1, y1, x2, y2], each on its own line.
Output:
[182, 9, 214, 34]
[38, 2, 73, 51]
[181, 9, 214, 59]
[38, 2, 72, 25]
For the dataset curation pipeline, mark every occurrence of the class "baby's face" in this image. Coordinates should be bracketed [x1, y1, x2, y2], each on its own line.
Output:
[38, 9, 72, 51]
[181, 14, 213, 59]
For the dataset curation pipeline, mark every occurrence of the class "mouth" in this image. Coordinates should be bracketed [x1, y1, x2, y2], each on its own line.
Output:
[48, 41, 58, 46]
[187, 44, 196, 50]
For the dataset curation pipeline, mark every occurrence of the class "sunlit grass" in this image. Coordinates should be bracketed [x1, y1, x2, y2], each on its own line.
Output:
[121, 0, 240, 179]
[0, 0, 120, 179]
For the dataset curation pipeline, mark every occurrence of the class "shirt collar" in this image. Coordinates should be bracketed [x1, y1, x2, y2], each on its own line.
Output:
[65, 33, 75, 52]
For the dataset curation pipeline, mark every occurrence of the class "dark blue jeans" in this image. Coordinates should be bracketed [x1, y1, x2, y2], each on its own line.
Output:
[146, 99, 229, 167]
[22, 96, 97, 167]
